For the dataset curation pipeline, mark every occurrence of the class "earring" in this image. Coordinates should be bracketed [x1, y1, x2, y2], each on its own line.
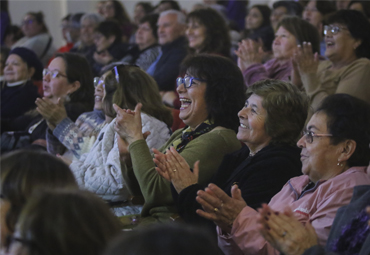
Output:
[65, 94, 71, 103]
[337, 160, 343, 167]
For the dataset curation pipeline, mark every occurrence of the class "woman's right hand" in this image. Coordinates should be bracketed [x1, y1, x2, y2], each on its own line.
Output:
[235, 39, 264, 71]
[154, 146, 199, 193]
[293, 42, 319, 75]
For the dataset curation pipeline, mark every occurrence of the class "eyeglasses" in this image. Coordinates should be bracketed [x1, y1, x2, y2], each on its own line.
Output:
[302, 130, 333, 144]
[22, 19, 34, 26]
[93, 77, 105, 88]
[323, 25, 348, 35]
[176, 76, 207, 89]
[43, 68, 67, 79]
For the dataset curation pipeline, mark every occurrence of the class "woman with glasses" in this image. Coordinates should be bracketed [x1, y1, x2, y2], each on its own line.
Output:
[293, 10, 370, 112]
[0, 150, 78, 254]
[155, 79, 308, 234]
[114, 54, 246, 224]
[68, 64, 172, 217]
[195, 94, 370, 255]
[12, 12, 56, 66]
[1, 53, 94, 153]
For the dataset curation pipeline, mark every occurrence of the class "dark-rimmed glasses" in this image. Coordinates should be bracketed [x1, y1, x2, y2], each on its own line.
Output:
[43, 69, 67, 79]
[176, 76, 207, 89]
[323, 25, 348, 35]
[303, 130, 333, 144]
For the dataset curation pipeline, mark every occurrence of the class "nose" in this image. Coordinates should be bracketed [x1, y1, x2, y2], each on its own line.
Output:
[95, 82, 103, 92]
[297, 134, 306, 148]
[43, 72, 51, 82]
[176, 81, 186, 94]
[273, 37, 280, 45]
[237, 107, 248, 119]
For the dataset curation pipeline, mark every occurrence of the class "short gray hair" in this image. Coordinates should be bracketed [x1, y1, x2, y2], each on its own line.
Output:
[80, 13, 104, 25]
[159, 10, 186, 24]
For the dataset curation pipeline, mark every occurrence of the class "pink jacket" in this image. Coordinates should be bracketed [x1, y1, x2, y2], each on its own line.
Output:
[218, 167, 370, 255]
[242, 58, 292, 87]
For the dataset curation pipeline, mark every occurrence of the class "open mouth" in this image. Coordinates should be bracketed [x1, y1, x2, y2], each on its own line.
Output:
[326, 41, 335, 48]
[180, 98, 191, 110]
[95, 95, 102, 102]
[240, 123, 248, 129]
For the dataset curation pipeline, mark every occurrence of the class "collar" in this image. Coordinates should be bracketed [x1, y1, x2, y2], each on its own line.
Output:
[7, 80, 28, 87]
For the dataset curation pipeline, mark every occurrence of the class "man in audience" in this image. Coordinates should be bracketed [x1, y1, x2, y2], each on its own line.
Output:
[146, 10, 187, 93]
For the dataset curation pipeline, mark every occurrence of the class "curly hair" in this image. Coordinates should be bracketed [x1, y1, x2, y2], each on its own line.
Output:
[316, 94, 370, 167]
[180, 54, 246, 132]
[186, 8, 230, 57]
[246, 79, 309, 146]
[0, 150, 77, 240]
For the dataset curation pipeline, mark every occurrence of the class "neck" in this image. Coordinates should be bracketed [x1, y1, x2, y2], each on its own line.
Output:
[330, 55, 358, 70]
[246, 140, 271, 156]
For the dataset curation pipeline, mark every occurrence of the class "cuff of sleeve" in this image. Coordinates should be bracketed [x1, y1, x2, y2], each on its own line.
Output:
[53, 117, 74, 140]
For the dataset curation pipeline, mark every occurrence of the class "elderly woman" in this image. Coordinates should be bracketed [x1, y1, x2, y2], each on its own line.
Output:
[114, 54, 246, 223]
[69, 64, 172, 217]
[0, 150, 78, 253]
[1, 53, 94, 152]
[293, 10, 370, 111]
[6, 189, 122, 255]
[119, 14, 161, 71]
[237, 16, 320, 87]
[155, 79, 308, 232]
[186, 8, 230, 57]
[196, 94, 370, 255]
[1, 47, 43, 123]
[12, 12, 56, 66]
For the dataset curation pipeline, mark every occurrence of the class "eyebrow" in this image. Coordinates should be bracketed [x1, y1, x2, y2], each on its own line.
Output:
[307, 125, 319, 131]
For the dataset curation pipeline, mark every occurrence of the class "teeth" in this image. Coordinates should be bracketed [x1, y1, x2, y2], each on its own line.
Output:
[180, 98, 191, 103]
[240, 123, 247, 128]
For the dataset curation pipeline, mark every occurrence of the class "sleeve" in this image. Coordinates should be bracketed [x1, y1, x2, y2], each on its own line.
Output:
[242, 63, 269, 87]
[127, 129, 240, 217]
[140, 113, 171, 150]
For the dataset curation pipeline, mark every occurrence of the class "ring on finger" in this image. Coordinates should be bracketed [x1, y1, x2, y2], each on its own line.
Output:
[173, 169, 177, 172]
[214, 207, 219, 213]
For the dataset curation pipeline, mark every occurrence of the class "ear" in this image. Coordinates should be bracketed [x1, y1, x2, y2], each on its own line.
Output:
[108, 35, 116, 45]
[353, 38, 362, 50]
[338, 139, 357, 163]
[28, 67, 35, 79]
[67, 80, 81, 94]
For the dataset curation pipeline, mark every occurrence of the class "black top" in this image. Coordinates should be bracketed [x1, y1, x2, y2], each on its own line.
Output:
[173, 144, 302, 234]
[153, 36, 188, 92]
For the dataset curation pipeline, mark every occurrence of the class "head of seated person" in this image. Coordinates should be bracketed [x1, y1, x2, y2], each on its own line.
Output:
[6, 189, 122, 255]
[104, 223, 223, 255]
[103, 0, 131, 25]
[80, 13, 104, 47]
[157, 10, 186, 46]
[238, 79, 309, 154]
[133, 2, 154, 26]
[99, 64, 172, 126]
[4, 47, 43, 83]
[155, 0, 181, 13]
[177, 54, 246, 132]
[270, 1, 303, 31]
[298, 94, 370, 183]
[93, 20, 123, 54]
[348, 1, 370, 21]
[303, 0, 336, 36]
[21, 11, 49, 38]
[0, 150, 78, 253]
[243, 5, 274, 52]
[43, 52, 94, 109]
[4, 25, 24, 49]
[66, 13, 85, 45]
[135, 13, 159, 51]
[186, 8, 230, 56]
[324, 10, 370, 68]
[273, 16, 320, 62]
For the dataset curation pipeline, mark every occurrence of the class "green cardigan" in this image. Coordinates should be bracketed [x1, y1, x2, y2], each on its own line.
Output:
[122, 126, 241, 224]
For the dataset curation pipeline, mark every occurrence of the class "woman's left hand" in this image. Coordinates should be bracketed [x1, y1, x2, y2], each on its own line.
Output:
[36, 97, 67, 131]
[113, 103, 144, 145]
[235, 39, 264, 71]
[154, 146, 199, 193]
[196, 184, 247, 233]
[257, 204, 318, 255]
[293, 42, 319, 75]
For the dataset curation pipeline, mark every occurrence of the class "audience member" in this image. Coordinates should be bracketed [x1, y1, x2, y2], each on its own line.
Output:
[237, 16, 320, 87]
[348, 0, 370, 20]
[242, 5, 274, 53]
[92, 20, 129, 75]
[156, 80, 308, 234]
[1, 48, 42, 124]
[7, 189, 122, 255]
[196, 93, 370, 255]
[103, 0, 134, 42]
[336, 0, 351, 10]
[155, 0, 181, 13]
[57, 13, 85, 54]
[115, 54, 245, 224]
[186, 8, 230, 56]
[302, 0, 336, 56]
[69, 64, 172, 217]
[146, 10, 187, 93]
[0, 150, 78, 253]
[12, 12, 56, 66]
[104, 224, 223, 255]
[133, 2, 154, 26]
[3, 25, 24, 49]
[270, 1, 304, 31]
[121, 14, 161, 71]
[96, 0, 106, 16]
[293, 10, 370, 111]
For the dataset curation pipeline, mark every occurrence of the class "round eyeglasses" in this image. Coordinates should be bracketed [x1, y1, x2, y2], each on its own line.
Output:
[176, 76, 207, 89]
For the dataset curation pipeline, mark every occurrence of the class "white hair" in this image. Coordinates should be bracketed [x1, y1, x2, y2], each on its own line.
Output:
[159, 10, 186, 24]
[80, 13, 104, 25]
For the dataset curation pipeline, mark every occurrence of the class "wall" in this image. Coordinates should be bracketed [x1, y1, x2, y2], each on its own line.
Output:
[9, 0, 270, 49]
